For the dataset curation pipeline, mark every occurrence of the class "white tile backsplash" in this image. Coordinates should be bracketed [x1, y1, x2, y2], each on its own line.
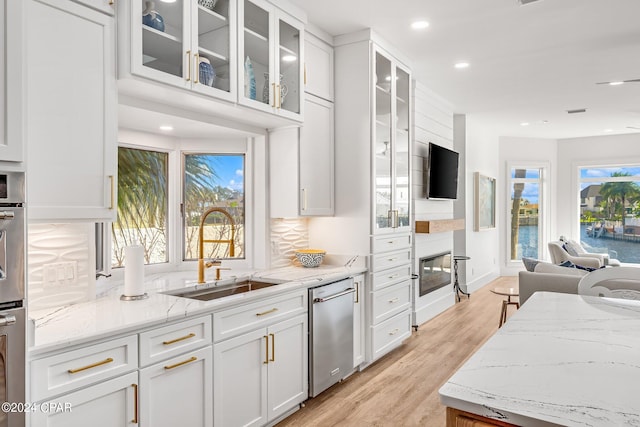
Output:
[28, 223, 95, 311]
[270, 218, 309, 268]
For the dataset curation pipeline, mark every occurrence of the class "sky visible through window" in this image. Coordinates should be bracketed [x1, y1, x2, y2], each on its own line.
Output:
[209, 155, 244, 192]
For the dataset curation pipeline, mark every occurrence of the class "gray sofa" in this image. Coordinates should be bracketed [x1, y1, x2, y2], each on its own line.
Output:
[518, 262, 587, 305]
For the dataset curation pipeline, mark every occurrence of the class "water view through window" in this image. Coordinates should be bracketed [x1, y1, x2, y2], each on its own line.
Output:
[510, 168, 542, 260]
[579, 166, 640, 263]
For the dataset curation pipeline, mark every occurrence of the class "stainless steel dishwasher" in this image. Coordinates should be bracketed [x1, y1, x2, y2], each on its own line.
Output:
[309, 277, 355, 397]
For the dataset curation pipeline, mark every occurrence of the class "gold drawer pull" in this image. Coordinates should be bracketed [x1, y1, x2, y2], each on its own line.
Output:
[263, 335, 269, 364]
[388, 274, 399, 280]
[388, 297, 399, 304]
[131, 383, 139, 424]
[163, 332, 196, 346]
[256, 308, 278, 317]
[389, 328, 399, 336]
[68, 357, 114, 374]
[164, 356, 198, 370]
[269, 333, 275, 362]
[387, 257, 397, 262]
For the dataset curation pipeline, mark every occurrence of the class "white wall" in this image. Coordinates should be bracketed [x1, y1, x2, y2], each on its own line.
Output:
[557, 133, 640, 240]
[499, 136, 558, 276]
[458, 116, 501, 291]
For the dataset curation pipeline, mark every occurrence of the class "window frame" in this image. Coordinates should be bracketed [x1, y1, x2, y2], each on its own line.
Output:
[505, 162, 549, 265]
[101, 134, 255, 279]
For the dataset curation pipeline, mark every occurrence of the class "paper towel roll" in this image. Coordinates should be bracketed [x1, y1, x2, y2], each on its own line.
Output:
[124, 244, 145, 297]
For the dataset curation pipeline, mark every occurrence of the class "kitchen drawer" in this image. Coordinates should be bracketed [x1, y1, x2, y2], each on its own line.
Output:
[213, 289, 307, 342]
[139, 315, 212, 367]
[371, 280, 412, 325]
[371, 310, 411, 361]
[371, 249, 411, 272]
[31, 335, 137, 402]
[371, 265, 412, 291]
[372, 233, 411, 253]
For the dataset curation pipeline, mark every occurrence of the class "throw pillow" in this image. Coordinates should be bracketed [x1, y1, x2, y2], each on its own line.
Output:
[563, 242, 580, 256]
[522, 257, 541, 272]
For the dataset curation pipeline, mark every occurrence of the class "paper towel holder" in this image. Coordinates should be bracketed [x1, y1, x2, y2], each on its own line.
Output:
[120, 293, 149, 301]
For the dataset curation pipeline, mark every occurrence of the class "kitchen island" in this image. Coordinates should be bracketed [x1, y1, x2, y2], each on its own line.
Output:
[439, 291, 640, 426]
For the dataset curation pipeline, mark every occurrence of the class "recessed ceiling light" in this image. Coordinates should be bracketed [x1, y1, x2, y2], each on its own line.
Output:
[520, 122, 530, 126]
[609, 81, 624, 86]
[411, 21, 429, 30]
[541, 120, 549, 124]
[159, 0, 176, 3]
[159, 125, 173, 131]
[454, 62, 470, 69]
[282, 55, 297, 62]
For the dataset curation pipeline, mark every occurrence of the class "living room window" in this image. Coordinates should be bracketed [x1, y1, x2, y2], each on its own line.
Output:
[579, 165, 640, 263]
[508, 166, 545, 261]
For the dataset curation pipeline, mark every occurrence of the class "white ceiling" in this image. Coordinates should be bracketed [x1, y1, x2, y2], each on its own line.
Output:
[291, 0, 640, 139]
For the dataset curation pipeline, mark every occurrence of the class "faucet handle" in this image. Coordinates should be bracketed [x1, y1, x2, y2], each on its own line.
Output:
[205, 259, 222, 268]
[215, 267, 231, 280]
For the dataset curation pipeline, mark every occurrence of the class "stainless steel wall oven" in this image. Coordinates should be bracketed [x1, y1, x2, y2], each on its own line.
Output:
[0, 171, 25, 427]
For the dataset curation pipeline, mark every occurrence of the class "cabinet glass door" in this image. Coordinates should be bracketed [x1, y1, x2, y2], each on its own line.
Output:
[140, 0, 187, 80]
[192, 0, 235, 97]
[241, 0, 271, 106]
[374, 52, 392, 230]
[276, 17, 300, 115]
[394, 66, 410, 228]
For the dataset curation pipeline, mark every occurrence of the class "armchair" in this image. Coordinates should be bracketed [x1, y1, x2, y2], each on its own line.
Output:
[548, 241, 602, 269]
[562, 239, 621, 266]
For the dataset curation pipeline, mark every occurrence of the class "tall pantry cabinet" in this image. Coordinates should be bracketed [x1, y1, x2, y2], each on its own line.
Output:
[309, 31, 413, 364]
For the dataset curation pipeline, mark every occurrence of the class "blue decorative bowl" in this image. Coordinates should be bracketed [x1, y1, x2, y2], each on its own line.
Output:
[142, 7, 165, 32]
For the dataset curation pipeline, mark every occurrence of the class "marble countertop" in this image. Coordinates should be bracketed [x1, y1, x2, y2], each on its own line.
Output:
[439, 292, 640, 426]
[29, 264, 366, 356]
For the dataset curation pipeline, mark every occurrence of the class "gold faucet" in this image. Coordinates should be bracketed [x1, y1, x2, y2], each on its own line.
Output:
[198, 207, 236, 284]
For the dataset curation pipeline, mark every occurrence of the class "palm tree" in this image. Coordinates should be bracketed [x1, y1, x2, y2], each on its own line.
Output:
[510, 169, 526, 259]
[599, 172, 640, 231]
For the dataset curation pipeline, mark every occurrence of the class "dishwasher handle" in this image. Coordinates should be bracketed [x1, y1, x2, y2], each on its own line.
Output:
[313, 288, 355, 304]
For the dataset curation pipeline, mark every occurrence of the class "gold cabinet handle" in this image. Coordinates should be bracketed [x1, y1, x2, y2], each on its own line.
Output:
[163, 332, 196, 346]
[164, 356, 198, 370]
[186, 50, 191, 81]
[109, 0, 114, 5]
[354, 281, 360, 303]
[68, 357, 114, 374]
[301, 188, 307, 211]
[194, 53, 200, 84]
[131, 383, 139, 424]
[263, 335, 269, 364]
[108, 175, 115, 210]
[388, 274, 399, 280]
[277, 84, 282, 109]
[304, 63, 307, 85]
[256, 308, 278, 317]
[388, 297, 399, 304]
[269, 333, 275, 362]
[271, 83, 276, 107]
[389, 328, 399, 336]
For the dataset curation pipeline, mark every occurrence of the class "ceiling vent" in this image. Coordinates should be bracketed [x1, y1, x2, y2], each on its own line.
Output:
[567, 108, 587, 114]
[518, 0, 542, 5]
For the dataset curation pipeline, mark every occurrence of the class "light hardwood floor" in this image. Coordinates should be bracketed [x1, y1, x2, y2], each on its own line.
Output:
[277, 276, 518, 427]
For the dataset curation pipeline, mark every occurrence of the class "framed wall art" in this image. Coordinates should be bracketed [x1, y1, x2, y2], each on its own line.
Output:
[474, 172, 496, 231]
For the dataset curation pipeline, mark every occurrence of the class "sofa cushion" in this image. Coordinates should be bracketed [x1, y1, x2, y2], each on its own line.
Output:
[534, 261, 588, 277]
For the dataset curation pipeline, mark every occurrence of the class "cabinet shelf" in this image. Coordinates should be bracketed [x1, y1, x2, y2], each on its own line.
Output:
[142, 25, 183, 66]
[198, 47, 228, 68]
[198, 6, 228, 35]
[279, 44, 296, 57]
[244, 27, 269, 67]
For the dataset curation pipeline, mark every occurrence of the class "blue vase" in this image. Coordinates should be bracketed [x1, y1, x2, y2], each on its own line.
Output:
[199, 58, 216, 87]
[142, 1, 165, 32]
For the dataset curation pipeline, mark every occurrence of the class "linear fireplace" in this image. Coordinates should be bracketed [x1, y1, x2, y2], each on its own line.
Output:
[419, 251, 451, 297]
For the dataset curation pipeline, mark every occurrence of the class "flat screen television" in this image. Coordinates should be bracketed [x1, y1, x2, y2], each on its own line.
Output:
[426, 143, 459, 200]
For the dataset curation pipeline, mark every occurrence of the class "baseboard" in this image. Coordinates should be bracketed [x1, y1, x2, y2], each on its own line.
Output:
[465, 270, 500, 294]
[413, 290, 455, 327]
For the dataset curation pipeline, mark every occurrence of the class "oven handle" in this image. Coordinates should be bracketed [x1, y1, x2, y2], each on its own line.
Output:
[0, 211, 15, 220]
[313, 288, 355, 303]
[0, 315, 16, 327]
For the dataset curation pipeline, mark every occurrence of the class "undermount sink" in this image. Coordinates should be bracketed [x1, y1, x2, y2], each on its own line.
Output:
[166, 280, 281, 301]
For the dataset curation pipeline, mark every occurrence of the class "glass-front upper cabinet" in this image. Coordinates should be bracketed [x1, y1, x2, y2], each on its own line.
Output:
[239, 0, 303, 121]
[373, 48, 411, 233]
[128, 0, 236, 102]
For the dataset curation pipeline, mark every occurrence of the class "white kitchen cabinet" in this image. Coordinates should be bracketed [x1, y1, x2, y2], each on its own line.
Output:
[139, 346, 213, 427]
[73, 0, 115, 15]
[238, 0, 304, 121]
[269, 95, 334, 217]
[353, 273, 365, 368]
[118, 0, 237, 102]
[31, 372, 138, 427]
[213, 313, 307, 426]
[304, 31, 333, 101]
[0, 0, 24, 163]
[26, 0, 117, 220]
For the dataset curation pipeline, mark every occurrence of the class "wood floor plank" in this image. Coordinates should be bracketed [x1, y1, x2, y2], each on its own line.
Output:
[277, 277, 518, 427]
